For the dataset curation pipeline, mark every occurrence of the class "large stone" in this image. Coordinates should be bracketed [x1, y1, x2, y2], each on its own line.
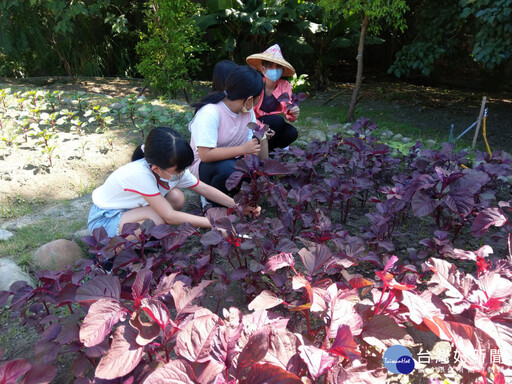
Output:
[306, 129, 327, 142]
[0, 258, 35, 291]
[34, 239, 84, 270]
[0, 228, 14, 241]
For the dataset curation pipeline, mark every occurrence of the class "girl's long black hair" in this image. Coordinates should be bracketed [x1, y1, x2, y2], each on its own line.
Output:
[193, 65, 263, 114]
[212, 60, 238, 92]
[131, 126, 194, 171]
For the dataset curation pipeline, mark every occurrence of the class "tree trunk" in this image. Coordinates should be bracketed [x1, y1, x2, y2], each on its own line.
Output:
[49, 35, 73, 79]
[347, 13, 369, 122]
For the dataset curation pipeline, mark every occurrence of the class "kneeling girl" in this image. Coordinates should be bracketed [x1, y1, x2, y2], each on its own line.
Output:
[88, 126, 258, 237]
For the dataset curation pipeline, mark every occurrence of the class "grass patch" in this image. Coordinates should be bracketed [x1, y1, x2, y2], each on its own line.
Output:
[0, 216, 86, 266]
[0, 195, 45, 220]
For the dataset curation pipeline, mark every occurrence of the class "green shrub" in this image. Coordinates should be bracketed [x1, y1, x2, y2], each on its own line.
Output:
[136, 0, 208, 97]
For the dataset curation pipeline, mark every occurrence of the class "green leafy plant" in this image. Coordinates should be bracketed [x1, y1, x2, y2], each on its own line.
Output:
[136, 0, 208, 97]
[30, 124, 59, 167]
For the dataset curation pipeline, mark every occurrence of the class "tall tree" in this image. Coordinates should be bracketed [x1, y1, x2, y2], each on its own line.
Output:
[136, 0, 207, 97]
[319, 0, 408, 121]
[0, 0, 141, 77]
[390, 0, 512, 80]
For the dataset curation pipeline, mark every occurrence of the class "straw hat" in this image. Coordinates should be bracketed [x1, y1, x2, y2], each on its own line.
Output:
[246, 44, 295, 77]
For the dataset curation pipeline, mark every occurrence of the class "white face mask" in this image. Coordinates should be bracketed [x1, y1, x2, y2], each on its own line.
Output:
[159, 168, 185, 183]
[241, 98, 254, 114]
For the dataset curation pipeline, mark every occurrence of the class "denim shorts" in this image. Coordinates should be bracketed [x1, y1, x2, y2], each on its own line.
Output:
[87, 204, 127, 238]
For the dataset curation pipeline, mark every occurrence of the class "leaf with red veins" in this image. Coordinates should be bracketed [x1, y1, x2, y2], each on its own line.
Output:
[329, 325, 361, 362]
[325, 293, 363, 338]
[132, 269, 152, 308]
[362, 315, 414, 349]
[175, 313, 222, 364]
[478, 271, 512, 301]
[171, 280, 213, 317]
[141, 298, 173, 331]
[0, 359, 31, 384]
[260, 329, 303, 376]
[471, 207, 508, 236]
[75, 275, 121, 303]
[95, 325, 144, 380]
[243, 363, 302, 384]
[248, 290, 285, 311]
[262, 252, 295, 274]
[298, 344, 338, 380]
[79, 299, 127, 347]
[236, 326, 270, 376]
[475, 311, 512, 366]
[401, 290, 444, 325]
[143, 359, 196, 384]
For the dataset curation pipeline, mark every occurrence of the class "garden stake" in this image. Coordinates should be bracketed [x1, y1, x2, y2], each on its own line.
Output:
[482, 108, 492, 157]
[471, 96, 487, 149]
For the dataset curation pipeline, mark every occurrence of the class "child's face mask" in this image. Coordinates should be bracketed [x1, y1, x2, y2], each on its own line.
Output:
[241, 97, 254, 114]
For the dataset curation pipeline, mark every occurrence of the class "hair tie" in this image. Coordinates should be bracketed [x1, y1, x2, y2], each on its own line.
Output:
[141, 144, 145, 153]
[223, 90, 228, 97]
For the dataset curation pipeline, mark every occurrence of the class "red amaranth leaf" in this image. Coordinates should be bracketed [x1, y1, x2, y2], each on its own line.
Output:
[79, 299, 127, 347]
[329, 325, 361, 362]
[175, 313, 221, 363]
[237, 327, 270, 375]
[171, 280, 213, 316]
[262, 252, 295, 274]
[132, 269, 152, 308]
[242, 363, 302, 384]
[95, 325, 144, 380]
[260, 329, 303, 376]
[248, 290, 285, 311]
[75, 275, 121, 303]
[362, 315, 414, 349]
[143, 359, 196, 384]
[298, 345, 337, 380]
[141, 298, 172, 330]
[20, 364, 57, 384]
[298, 244, 332, 276]
[0, 359, 31, 384]
[471, 207, 507, 236]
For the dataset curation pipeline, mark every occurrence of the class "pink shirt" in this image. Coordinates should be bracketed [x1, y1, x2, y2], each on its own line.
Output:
[253, 78, 297, 122]
[189, 101, 255, 177]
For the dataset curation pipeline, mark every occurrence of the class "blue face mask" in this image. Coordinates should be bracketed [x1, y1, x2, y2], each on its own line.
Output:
[265, 68, 283, 82]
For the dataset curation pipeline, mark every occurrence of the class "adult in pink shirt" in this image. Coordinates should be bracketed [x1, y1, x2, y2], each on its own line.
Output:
[247, 44, 299, 151]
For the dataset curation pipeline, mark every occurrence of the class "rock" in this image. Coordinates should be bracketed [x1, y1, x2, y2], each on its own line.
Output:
[34, 239, 84, 270]
[306, 129, 327, 142]
[341, 123, 353, 131]
[380, 130, 394, 139]
[73, 228, 91, 240]
[425, 139, 436, 148]
[110, 102, 123, 110]
[294, 140, 309, 148]
[392, 134, 403, 141]
[0, 228, 14, 241]
[0, 258, 35, 291]
[430, 341, 451, 363]
[304, 116, 322, 125]
[328, 123, 344, 131]
[402, 137, 412, 143]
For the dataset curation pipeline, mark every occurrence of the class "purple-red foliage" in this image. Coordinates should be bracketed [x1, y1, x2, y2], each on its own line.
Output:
[1, 118, 511, 383]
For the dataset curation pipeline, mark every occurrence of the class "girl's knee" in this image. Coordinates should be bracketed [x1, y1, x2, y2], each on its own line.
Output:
[166, 188, 185, 211]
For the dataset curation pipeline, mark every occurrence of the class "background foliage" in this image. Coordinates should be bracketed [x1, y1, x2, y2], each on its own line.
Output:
[0, 0, 511, 92]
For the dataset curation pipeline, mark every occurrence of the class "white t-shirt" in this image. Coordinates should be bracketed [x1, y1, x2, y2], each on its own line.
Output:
[190, 103, 254, 149]
[92, 159, 199, 210]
